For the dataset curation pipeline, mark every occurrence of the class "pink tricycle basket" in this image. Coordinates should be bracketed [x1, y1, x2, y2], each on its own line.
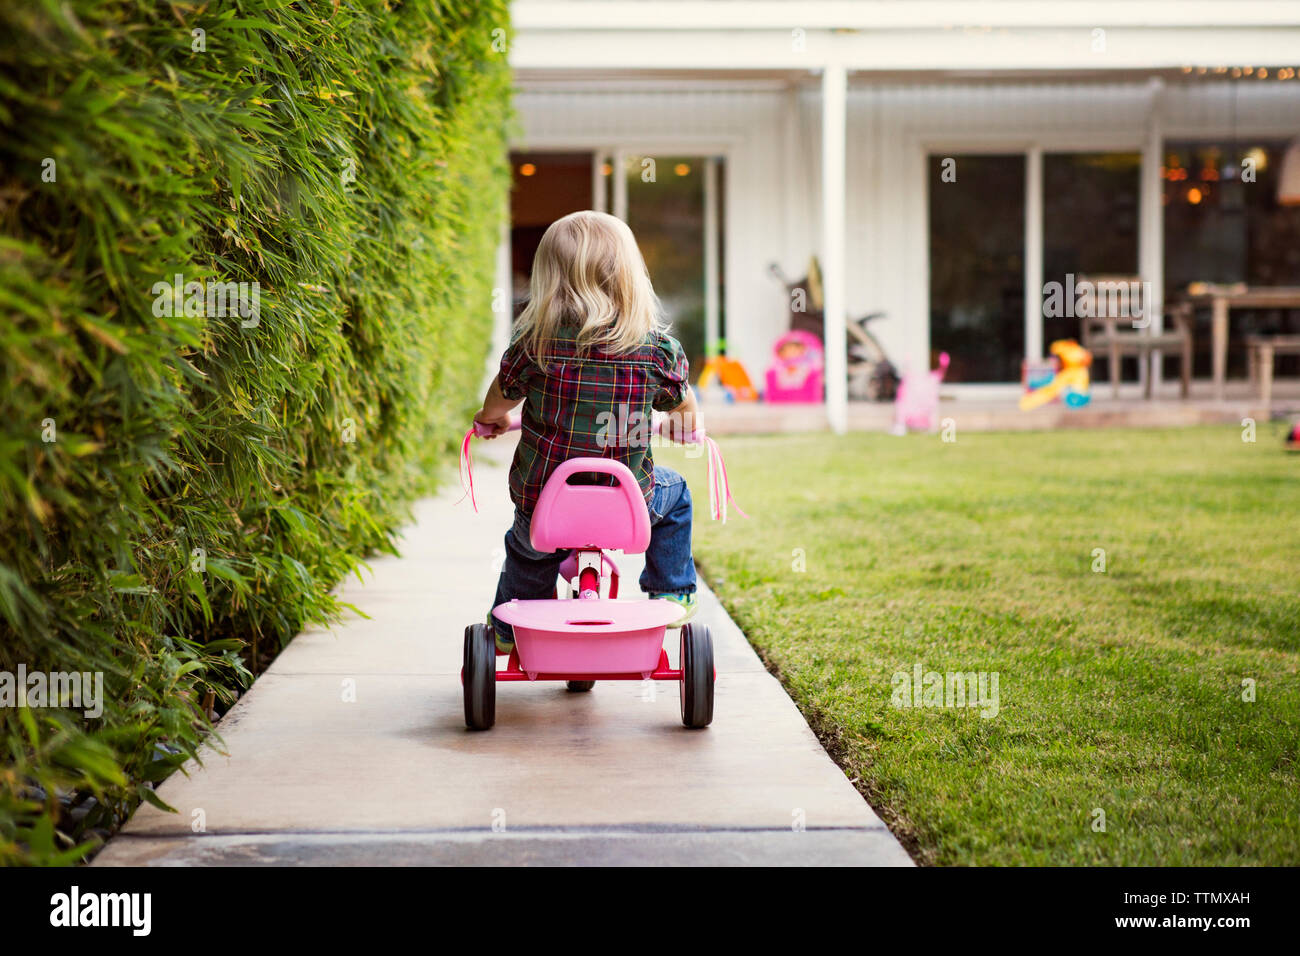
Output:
[493, 598, 682, 678]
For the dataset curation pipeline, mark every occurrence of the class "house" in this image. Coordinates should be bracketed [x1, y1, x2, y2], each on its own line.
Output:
[504, 1, 1300, 431]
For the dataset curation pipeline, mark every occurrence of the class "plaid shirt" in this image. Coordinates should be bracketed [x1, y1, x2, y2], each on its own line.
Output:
[498, 324, 690, 518]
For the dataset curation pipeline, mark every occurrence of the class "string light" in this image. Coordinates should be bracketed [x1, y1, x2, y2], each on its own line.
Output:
[1184, 65, 1297, 80]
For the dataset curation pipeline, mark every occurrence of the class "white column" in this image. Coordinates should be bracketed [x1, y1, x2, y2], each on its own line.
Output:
[1024, 146, 1044, 363]
[489, 213, 512, 383]
[612, 148, 628, 222]
[782, 84, 802, 271]
[821, 60, 848, 434]
[593, 151, 608, 213]
[1140, 79, 1166, 391]
[704, 156, 721, 358]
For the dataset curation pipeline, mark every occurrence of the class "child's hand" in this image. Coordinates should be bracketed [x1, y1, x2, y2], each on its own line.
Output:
[474, 375, 522, 438]
[473, 411, 512, 439]
[662, 413, 692, 443]
[661, 392, 703, 443]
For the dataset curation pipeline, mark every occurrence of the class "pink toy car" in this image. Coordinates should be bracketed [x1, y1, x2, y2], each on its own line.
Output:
[764, 329, 825, 403]
[461, 424, 716, 731]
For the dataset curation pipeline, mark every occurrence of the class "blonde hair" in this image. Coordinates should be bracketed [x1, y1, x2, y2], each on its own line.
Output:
[514, 210, 663, 366]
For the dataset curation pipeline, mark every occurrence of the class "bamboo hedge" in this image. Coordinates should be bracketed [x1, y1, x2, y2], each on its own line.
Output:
[0, 0, 512, 863]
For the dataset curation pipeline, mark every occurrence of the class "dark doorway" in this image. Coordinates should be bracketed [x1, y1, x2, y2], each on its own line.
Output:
[509, 151, 594, 314]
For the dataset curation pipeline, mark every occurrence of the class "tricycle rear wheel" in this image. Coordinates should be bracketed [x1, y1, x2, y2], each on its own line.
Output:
[679, 623, 715, 728]
[463, 623, 496, 730]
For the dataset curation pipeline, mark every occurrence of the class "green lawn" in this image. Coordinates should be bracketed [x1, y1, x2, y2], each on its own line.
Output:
[662, 424, 1300, 865]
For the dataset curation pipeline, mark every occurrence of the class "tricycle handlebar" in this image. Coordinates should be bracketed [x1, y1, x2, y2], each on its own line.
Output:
[472, 415, 705, 445]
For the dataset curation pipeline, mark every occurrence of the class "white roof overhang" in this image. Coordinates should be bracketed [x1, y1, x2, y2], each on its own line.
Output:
[511, 1, 1300, 75]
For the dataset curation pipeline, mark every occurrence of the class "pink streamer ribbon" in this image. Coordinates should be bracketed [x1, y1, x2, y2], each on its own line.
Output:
[700, 434, 747, 523]
[457, 426, 479, 513]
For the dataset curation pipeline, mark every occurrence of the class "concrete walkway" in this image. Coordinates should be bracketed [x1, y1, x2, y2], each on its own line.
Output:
[95, 436, 911, 866]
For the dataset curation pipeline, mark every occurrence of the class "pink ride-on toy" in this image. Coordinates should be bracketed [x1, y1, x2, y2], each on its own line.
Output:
[460, 423, 717, 731]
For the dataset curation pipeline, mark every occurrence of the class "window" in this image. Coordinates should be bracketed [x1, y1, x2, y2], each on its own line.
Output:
[1164, 140, 1300, 376]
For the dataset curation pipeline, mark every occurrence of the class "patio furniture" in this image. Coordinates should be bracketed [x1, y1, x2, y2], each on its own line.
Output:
[1180, 284, 1300, 400]
[1246, 335, 1300, 410]
[1078, 276, 1193, 399]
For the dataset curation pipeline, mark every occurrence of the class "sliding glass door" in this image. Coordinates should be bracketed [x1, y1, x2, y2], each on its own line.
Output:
[623, 155, 723, 375]
[928, 154, 1026, 383]
[1042, 152, 1141, 383]
[928, 149, 1144, 384]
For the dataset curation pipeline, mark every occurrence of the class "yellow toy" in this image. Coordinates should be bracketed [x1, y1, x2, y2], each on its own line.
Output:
[1019, 339, 1093, 411]
[697, 350, 758, 402]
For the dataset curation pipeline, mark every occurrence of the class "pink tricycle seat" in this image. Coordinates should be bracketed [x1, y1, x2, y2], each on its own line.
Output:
[493, 598, 682, 677]
[529, 457, 651, 554]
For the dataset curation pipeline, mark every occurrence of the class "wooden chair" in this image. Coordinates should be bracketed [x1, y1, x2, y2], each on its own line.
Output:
[1247, 335, 1300, 410]
[1078, 275, 1193, 399]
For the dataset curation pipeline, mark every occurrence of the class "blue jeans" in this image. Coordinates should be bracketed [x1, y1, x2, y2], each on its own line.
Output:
[490, 465, 696, 642]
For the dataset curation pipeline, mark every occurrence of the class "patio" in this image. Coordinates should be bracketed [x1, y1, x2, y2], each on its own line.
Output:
[701, 378, 1300, 435]
[508, 2, 1300, 434]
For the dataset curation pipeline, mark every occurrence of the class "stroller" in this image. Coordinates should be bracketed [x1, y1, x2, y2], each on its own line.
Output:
[768, 259, 900, 402]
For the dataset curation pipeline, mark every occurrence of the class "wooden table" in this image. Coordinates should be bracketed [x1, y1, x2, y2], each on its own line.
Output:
[1180, 284, 1300, 400]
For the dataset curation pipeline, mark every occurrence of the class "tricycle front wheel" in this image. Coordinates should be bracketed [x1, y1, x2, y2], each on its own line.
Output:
[679, 623, 715, 728]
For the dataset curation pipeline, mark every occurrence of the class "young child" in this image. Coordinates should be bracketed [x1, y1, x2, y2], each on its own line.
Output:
[474, 211, 702, 652]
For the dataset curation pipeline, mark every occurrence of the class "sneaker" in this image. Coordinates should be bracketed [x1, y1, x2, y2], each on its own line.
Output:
[488, 614, 514, 654]
[652, 592, 697, 626]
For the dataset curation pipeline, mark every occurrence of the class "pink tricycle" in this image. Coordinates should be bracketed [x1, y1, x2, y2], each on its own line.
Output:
[461, 423, 716, 731]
